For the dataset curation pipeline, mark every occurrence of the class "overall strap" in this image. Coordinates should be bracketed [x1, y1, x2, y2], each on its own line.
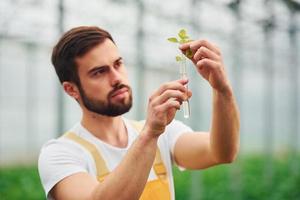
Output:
[130, 120, 168, 180]
[63, 132, 109, 182]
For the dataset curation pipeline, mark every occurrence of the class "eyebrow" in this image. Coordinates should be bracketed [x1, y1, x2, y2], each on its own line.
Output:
[87, 57, 123, 75]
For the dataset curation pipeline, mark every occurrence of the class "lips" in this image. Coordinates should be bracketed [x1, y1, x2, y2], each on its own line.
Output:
[111, 87, 129, 98]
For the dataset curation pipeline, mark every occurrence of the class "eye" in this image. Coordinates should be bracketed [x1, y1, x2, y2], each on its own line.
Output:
[93, 68, 107, 76]
[115, 60, 123, 68]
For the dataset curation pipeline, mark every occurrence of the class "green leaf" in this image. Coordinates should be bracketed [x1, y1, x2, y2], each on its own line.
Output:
[179, 38, 192, 44]
[178, 29, 187, 39]
[167, 29, 194, 62]
[167, 37, 179, 43]
[176, 56, 182, 62]
[179, 39, 187, 44]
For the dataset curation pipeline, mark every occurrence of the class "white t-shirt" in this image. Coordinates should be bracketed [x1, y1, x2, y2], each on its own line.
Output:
[38, 118, 193, 200]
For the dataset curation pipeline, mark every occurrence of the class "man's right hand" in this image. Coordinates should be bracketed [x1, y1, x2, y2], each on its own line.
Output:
[143, 79, 192, 137]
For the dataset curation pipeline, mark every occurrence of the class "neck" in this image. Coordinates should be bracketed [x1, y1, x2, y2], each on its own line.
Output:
[81, 110, 128, 148]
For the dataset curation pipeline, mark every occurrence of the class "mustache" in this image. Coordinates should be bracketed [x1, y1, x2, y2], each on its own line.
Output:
[108, 83, 131, 98]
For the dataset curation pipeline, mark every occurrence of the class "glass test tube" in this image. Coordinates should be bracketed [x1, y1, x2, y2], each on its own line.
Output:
[179, 54, 190, 118]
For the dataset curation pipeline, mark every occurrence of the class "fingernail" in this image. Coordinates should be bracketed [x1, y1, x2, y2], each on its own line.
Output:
[184, 95, 188, 101]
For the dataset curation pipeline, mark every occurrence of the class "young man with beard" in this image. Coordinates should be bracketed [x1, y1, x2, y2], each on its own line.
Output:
[38, 26, 240, 200]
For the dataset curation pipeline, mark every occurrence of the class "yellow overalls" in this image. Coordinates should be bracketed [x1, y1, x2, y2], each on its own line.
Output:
[63, 121, 171, 200]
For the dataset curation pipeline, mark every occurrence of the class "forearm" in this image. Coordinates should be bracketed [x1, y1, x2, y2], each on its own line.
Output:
[210, 89, 240, 163]
[91, 128, 158, 200]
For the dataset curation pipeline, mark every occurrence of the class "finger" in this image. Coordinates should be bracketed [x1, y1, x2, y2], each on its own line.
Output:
[187, 90, 192, 98]
[151, 89, 187, 106]
[179, 42, 197, 59]
[179, 42, 192, 51]
[175, 89, 192, 103]
[186, 40, 221, 56]
[156, 98, 181, 113]
[196, 58, 219, 71]
[152, 79, 188, 98]
[196, 58, 221, 81]
[194, 46, 220, 62]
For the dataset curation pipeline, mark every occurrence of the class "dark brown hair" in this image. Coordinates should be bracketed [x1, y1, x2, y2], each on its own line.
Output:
[51, 26, 114, 86]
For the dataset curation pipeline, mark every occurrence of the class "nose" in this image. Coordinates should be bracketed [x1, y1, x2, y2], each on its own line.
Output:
[109, 67, 122, 86]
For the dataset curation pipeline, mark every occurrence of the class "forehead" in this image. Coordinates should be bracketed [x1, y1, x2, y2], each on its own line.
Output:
[75, 39, 120, 72]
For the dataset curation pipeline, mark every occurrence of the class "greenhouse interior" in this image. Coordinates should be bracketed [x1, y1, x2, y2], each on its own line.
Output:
[0, 0, 299, 199]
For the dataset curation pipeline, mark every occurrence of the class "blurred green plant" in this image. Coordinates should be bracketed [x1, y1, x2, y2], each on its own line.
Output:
[0, 154, 299, 200]
[0, 166, 44, 200]
[173, 154, 300, 200]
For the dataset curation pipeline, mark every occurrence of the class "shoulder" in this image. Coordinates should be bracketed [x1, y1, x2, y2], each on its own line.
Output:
[38, 136, 88, 175]
[165, 119, 193, 133]
[39, 136, 85, 158]
[38, 136, 89, 197]
[158, 119, 193, 154]
[39, 123, 89, 159]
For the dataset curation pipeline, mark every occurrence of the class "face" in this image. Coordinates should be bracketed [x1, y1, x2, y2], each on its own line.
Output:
[74, 39, 132, 116]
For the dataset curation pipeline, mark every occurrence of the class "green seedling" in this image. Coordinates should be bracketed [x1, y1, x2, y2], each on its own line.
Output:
[167, 29, 194, 61]
[167, 29, 193, 118]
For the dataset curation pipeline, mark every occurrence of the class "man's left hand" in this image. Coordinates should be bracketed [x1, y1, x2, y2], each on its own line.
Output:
[179, 40, 232, 96]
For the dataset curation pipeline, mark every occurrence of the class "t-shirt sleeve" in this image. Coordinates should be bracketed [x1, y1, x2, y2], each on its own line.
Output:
[38, 139, 88, 199]
[164, 119, 193, 168]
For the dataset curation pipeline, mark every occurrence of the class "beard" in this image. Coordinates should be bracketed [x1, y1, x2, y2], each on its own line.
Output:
[78, 83, 132, 117]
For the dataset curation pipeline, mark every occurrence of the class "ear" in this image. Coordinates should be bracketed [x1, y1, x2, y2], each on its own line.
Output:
[62, 82, 80, 99]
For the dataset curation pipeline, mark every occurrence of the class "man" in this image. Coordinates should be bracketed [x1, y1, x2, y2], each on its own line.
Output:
[38, 26, 240, 200]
